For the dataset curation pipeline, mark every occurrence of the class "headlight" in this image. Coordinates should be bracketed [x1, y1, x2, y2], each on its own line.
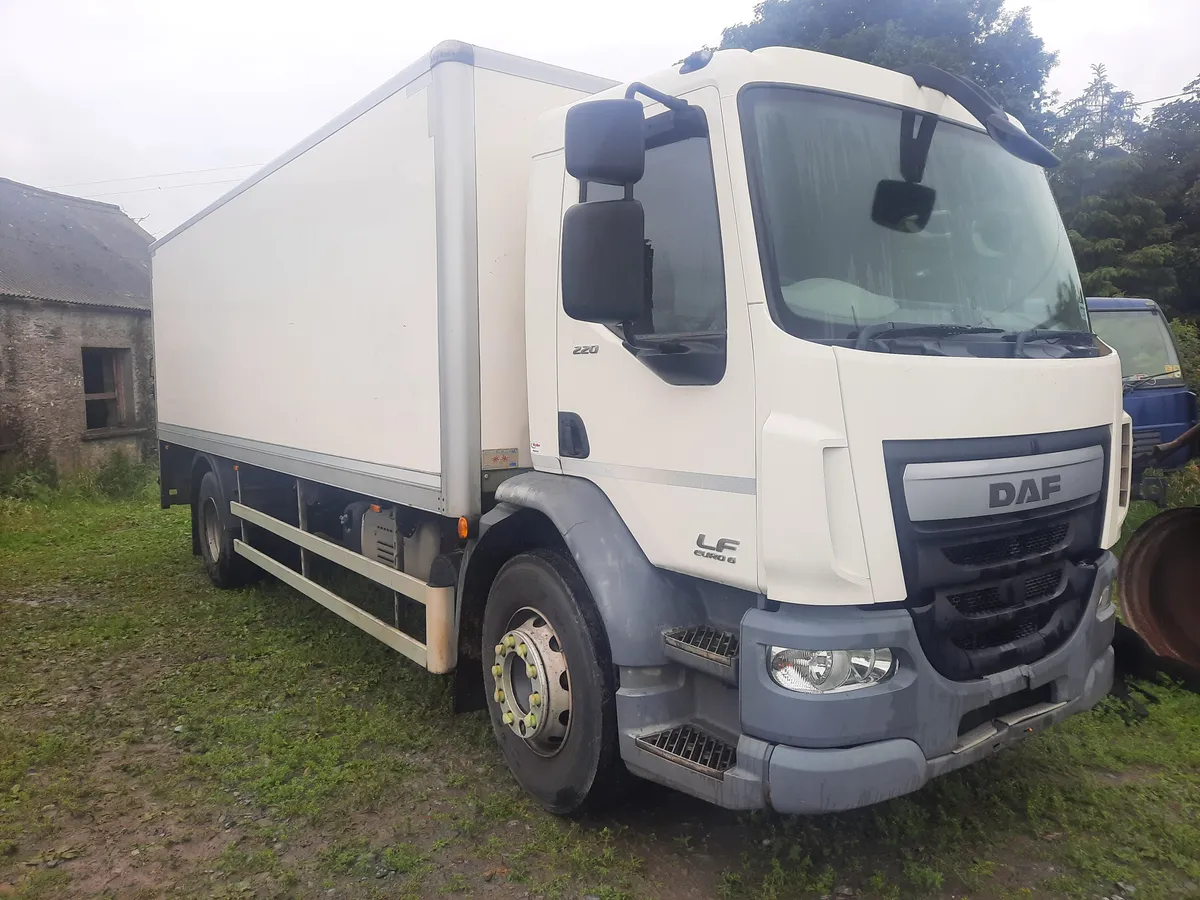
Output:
[768, 647, 896, 694]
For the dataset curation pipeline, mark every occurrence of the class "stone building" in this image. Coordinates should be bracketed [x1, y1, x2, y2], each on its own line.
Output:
[0, 177, 155, 474]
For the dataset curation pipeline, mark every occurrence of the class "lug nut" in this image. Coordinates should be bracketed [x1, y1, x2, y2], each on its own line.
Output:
[503, 635, 515, 649]
[529, 692, 541, 707]
[502, 711, 514, 725]
[491, 664, 503, 677]
[494, 689, 505, 703]
[526, 664, 537, 679]
[494, 643, 504, 656]
[517, 642, 528, 659]
[525, 713, 537, 728]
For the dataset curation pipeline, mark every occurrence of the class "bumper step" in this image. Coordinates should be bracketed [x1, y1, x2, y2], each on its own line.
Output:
[663, 626, 739, 684]
[635, 724, 737, 779]
[664, 625, 738, 663]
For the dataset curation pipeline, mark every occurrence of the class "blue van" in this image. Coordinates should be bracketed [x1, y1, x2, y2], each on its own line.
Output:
[1087, 297, 1197, 485]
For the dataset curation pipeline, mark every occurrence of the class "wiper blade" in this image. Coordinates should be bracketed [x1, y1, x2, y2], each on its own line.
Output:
[1124, 371, 1180, 393]
[1010, 329, 1095, 357]
[853, 322, 1002, 349]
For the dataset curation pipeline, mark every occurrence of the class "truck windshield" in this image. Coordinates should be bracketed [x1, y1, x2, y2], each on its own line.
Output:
[1089, 309, 1183, 382]
[741, 86, 1088, 343]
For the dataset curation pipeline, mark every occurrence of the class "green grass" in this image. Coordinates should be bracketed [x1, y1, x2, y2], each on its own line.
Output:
[1, 484, 1199, 898]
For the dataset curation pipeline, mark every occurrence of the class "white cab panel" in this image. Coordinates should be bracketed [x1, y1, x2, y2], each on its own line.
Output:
[553, 87, 759, 588]
[834, 347, 1124, 602]
[750, 305, 875, 606]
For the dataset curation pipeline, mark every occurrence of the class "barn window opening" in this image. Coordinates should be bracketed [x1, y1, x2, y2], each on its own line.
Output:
[82, 348, 132, 430]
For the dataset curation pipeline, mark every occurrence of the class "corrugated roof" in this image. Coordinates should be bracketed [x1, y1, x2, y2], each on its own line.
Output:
[0, 177, 153, 311]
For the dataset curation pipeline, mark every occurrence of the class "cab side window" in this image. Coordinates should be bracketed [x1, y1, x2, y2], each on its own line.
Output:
[588, 129, 725, 350]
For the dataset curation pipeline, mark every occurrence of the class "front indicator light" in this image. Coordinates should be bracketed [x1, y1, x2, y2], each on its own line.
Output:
[768, 647, 896, 694]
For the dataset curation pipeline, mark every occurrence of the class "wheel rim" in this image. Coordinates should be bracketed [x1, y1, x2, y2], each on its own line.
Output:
[490, 607, 571, 757]
[201, 497, 223, 563]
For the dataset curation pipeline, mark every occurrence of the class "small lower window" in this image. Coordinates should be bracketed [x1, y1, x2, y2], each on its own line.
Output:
[82, 347, 132, 430]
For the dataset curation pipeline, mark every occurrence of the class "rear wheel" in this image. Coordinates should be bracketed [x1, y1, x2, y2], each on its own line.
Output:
[482, 549, 627, 815]
[197, 470, 257, 589]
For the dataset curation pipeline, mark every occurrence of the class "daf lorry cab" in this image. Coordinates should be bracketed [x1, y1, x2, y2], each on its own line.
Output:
[153, 41, 1129, 815]
[1087, 297, 1196, 487]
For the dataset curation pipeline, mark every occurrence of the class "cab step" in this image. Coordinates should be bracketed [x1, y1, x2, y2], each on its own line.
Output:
[635, 724, 738, 779]
[663, 625, 739, 684]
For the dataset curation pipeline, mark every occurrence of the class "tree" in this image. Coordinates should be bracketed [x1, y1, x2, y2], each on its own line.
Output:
[1135, 77, 1200, 311]
[1053, 64, 1140, 150]
[718, 0, 1059, 137]
[1065, 194, 1177, 299]
[1050, 67, 1178, 305]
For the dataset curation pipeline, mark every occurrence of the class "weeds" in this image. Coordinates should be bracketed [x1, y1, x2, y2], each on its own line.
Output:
[89, 450, 153, 499]
[0, 450, 154, 510]
[2, 485, 1200, 899]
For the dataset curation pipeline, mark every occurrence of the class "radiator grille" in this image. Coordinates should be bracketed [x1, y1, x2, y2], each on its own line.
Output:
[947, 585, 1006, 616]
[1023, 570, 1062, 601]
[942, 523, 1069, 568]
[885, 428, 1107, 681]
[953, 614, 1043, 652]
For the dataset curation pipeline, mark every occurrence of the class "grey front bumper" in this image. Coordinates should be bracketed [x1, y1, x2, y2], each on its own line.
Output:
[619, 551, 1116, 814]
[743, 550, 1117, 813]
[763, 644, 1112, 813]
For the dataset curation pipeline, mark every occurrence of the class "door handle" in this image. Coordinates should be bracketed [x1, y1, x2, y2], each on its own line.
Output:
[558, 412, 590, 459]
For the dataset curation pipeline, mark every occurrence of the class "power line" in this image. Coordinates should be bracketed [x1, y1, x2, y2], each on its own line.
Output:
[51, 163, 262, 190]
[1133, 88, 1200, 108]
[83, 178, 244, 199]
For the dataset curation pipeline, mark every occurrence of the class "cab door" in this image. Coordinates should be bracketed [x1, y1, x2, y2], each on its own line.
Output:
[553, 87, 758, 589]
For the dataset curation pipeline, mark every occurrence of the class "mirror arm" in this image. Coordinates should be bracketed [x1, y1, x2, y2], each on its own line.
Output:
[903, 64, 1060, 169]
[624, 81, 689, 112]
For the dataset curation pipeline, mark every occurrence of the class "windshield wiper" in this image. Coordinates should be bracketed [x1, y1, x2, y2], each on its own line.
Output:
[853, 323, 1002, 349]
[1010, 329, 1095, 357]
[1124, 371, 1180, 393]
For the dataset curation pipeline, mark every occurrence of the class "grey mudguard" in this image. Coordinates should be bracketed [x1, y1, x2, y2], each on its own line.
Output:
[488, 471, 695, 667]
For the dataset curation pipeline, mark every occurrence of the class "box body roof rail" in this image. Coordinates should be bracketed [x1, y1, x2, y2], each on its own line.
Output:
[151, 41, 615, 252]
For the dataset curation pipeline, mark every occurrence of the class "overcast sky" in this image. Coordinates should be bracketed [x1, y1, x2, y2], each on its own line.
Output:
[1, 0, 1196, 237]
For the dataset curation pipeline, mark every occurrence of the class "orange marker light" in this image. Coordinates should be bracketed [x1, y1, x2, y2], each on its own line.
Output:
[457, 517, 470, 540]
[369, 504, 381, 513]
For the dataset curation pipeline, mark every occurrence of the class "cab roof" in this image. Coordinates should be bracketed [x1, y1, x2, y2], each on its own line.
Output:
[533, 45, 986, 157]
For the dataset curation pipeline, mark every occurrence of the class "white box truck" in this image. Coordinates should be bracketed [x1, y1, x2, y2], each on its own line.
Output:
[152, 40, 1131, 815]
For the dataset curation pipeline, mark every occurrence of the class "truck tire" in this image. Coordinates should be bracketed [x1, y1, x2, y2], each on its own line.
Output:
[197, 470, 257, 589]
[482, 549, 628, 815]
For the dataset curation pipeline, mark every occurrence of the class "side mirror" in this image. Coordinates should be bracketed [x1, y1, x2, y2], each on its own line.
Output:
[565, 99, 646, 186]
[561, 199, 647, 323]
[983, 113, 1060, 169]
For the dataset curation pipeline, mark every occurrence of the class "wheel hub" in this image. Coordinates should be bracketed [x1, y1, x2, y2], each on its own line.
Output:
[201, 497, 222, 561]
[490, 608, 570, 756]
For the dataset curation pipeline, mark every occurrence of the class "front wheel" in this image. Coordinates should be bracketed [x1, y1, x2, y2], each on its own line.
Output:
[482, 549, 627, 815]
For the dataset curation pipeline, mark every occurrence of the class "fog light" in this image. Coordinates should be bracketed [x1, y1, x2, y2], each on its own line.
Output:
[768, 647, 896, 694]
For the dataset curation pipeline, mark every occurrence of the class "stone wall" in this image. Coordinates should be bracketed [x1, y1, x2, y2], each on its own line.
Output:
[0, 296, 155, 474]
